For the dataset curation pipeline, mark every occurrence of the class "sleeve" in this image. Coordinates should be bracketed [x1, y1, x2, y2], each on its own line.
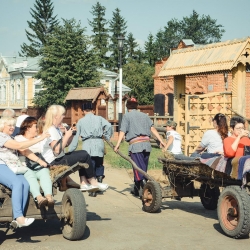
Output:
[120, 115, 129, 133]
[148, 116, 153, 127]
[0, 133, 11, 147]
[49, 126, 61, 141]
[68, 121, 81, 152]
[223, 137, 236, 157]
[200, 131, 211, 148]
[102, 117, 113, 141]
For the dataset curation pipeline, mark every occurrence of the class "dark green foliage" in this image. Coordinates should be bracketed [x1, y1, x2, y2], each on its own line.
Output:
[33, 19, 100, 108]
[108, 8, 127, 70]
[123, 61, 154, 105]
[126, 32, 139, 60]
[20, 0, 59, 57]
[144, 33, 157, 66]
[88, 1, 109, 68]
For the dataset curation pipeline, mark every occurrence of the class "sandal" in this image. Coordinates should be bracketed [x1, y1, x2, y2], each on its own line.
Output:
[45, 195, 55, 207]
[36, 196, 48, 208]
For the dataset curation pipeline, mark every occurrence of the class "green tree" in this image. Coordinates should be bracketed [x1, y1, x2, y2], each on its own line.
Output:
[154, 29, 166, 61]
[180, 10, 225, 44]
[88, 1, 109, 68]
[108, 8, 127, 70]
[126, 32, 139, 60]
[19, 0, 59, 57]
[123, 61, 154, 105]
[144, 33, 157, 66]
[33, 19, 100, 108]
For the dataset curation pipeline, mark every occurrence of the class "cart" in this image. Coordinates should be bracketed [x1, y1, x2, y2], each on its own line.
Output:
[142, 157, 250, 239]
[0, 162, 87, 241]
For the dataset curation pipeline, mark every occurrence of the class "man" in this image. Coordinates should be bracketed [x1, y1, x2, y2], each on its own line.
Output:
[69, 102, 113, 183]
[12, 108, 29, 136]
[2, 108, 16, 118]
[114, 98, 166, 197]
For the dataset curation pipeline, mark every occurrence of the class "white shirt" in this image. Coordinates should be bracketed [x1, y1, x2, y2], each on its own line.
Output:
[166, 130, 182, 154]
[16, 114, 29, 127]
[41, 126, 64, 164]
[200, 129, 223, 153]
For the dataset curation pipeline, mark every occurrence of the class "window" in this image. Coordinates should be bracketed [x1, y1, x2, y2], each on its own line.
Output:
[17, 80, 21, 100]
[2, 85, 6, 101]
[11, 83, 15, 101]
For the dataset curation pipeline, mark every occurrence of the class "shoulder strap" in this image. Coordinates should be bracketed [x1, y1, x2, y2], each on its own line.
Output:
[52, 138, 63, 157]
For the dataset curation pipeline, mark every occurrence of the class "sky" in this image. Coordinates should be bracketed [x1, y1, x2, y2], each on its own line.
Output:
[1, 0, 250, 56]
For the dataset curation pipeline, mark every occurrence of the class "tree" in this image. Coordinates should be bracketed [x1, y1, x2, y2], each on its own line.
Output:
[33, 19, 100, 108]
[126, 32, 139, 60]
[19, 0, 59, 57]
[123, 61, 154, 105]
[88, 1, 109, 68]
[108, 8, 127, 70]
[144, 33, 157, 66]
[180, 10, 225, 44]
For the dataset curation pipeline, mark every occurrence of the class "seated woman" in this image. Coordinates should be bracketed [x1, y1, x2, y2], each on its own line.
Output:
[191, 113, 228, 158]
[0, 116, 50, 227]
[41, 105, 108, 192]
[15, 117, 54, 207]
[224, 116, 250, 157]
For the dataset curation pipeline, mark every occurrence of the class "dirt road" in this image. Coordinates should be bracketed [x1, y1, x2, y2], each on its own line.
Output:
[0, 166, 250, 250]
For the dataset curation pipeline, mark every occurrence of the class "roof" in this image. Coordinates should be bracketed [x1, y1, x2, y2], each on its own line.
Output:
[112, 83, 131, 92]
[181, 39, 194, 46]
[159, 37, 250, 76]
[64, 87, 107, 102]
[1, 56, 40, 72]
[97, 68, 118, 77]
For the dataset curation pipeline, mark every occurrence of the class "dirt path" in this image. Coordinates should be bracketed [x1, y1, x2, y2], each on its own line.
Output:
[0, 166, 250, 250]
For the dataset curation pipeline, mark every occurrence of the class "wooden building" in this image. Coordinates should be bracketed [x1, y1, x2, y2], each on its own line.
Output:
[154, 37, 250, 155]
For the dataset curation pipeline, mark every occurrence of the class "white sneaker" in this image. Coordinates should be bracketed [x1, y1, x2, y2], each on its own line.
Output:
[80, 184, 99, 192]
[15, 218, 35, 228]
[97, 183, 109, 192]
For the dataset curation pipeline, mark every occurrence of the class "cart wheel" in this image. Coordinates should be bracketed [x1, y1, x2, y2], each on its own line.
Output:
[61, 189, 87, 240]
[218, 185, 250, 238]
[142, 181, 162, 213]
[199, 183, 220, 210]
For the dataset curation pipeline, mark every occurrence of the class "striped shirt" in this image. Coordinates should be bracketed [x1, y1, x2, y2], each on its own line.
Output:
[120, 110, 153, 153]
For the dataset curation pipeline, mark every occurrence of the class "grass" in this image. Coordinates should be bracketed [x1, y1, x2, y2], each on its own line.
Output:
[73, 139, 164, 169]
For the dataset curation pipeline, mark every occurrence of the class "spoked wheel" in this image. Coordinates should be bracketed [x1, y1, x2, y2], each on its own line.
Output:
[61, 189, 87, 240]
[218, 186, 250, 238]
[199, 183, 220, 210]
[142, 181, 162, 213]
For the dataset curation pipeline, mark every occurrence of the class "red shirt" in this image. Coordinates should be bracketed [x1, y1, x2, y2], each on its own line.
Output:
[223, 136, 250, 157]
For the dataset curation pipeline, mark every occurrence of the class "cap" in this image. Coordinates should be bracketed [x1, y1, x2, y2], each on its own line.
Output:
[82, 102, 93, 110]
[166, 120, 177, 128]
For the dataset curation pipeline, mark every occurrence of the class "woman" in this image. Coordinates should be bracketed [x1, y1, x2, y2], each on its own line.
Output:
[191, 113, 228, 158]
[0, 116, 50, 227]
[41, 105, 108, 192]
[15, 117, 54, 207]
[223, 116, 250, 157]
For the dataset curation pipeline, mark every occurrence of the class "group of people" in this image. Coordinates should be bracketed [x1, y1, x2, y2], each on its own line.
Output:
[0, 103, 112, 228]
[164, 112, 250, 162]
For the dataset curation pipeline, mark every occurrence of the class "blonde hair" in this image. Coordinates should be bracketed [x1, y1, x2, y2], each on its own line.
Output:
[2, 108, 16, 118]
[0, 117, 16, 132]
[43, 105, 65, 131]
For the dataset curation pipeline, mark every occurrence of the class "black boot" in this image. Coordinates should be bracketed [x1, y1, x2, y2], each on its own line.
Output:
[131, 181, 140, 197]
[97, 176, 103, 183]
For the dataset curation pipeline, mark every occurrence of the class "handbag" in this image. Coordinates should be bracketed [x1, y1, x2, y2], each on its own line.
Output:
[25, 152, 48, 170]
[244, 146, 250, 156]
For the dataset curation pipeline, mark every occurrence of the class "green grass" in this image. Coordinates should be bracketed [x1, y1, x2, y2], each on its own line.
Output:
[72, 139, 164, 169]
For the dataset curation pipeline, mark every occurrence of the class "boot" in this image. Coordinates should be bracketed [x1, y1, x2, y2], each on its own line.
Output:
[140, 179, 147, 189]
[97, 175, 105, 183]
[131, 181, 140, 197]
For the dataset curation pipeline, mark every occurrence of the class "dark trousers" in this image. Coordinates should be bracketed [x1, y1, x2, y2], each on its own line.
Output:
[91, 156, 104, 177]
[130, 151, 150, 182]
[51, 150, 95, 179]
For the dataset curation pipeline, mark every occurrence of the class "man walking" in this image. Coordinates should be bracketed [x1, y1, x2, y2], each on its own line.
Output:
[12, 108, 29, 136]
[114, 98, 166, 197]
[69, 102, 113, 183]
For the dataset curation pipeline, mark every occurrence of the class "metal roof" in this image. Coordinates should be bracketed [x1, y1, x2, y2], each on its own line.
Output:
[64, 87, 107, 102]
[159, 37, 250, 76]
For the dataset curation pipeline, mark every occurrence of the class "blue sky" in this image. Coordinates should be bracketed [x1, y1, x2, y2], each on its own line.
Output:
[1, 0, 250, 56]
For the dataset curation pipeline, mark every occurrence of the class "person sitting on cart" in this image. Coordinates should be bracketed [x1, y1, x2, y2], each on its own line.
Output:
[0, 116, 50, 228]
[114, 98, 166, 197]
[191, 113, 228, 158]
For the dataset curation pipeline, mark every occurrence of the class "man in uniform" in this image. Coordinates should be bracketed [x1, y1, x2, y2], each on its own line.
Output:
[114, 98, 166, 197]
[69, 102, 113, 183]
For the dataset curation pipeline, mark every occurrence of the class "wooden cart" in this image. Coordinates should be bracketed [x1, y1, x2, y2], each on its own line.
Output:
[141, 158, 250, 239]
[0, 162, 87, 241]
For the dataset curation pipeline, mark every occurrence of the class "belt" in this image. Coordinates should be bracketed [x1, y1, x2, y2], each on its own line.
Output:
[129, 136, 150, 145]
[82, 137, 102, 141]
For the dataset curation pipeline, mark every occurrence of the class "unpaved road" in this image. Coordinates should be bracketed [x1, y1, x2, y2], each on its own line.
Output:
[0, 166, 250, 250]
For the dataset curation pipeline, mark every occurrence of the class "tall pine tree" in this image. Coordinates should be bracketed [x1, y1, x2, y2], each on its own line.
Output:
[88, 2, 109, 68]
[108, 8, 127, 70]
[144, 33, 157, 66]
[20, 0, 59, 57]
[33, 19, 100, 108]
[126, 32, 139, 60]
